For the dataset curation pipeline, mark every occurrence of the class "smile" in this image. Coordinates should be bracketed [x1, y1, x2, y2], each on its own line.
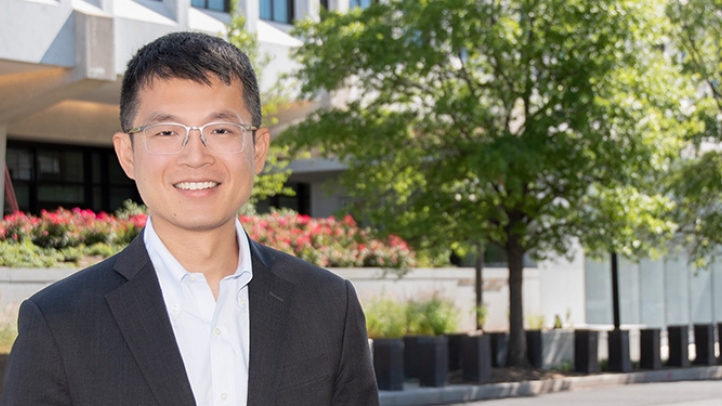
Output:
[174, 181, 219, 191]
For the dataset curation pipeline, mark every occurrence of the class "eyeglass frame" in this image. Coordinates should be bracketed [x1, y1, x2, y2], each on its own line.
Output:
[127, 121, 258, 155]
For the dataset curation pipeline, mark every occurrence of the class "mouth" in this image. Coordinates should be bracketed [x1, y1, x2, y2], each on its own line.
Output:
[174, 181, 219, 191]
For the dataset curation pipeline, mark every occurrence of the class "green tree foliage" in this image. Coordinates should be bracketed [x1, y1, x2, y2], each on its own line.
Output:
[666, 0, 722, 266]
[225, 13, 294, 208]
[281, 0, 689, 366]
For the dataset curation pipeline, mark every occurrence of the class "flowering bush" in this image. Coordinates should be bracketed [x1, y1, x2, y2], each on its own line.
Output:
[0, 206, 415, 269]
[242, 211, 415, 270]
[0, 208, 147, 250]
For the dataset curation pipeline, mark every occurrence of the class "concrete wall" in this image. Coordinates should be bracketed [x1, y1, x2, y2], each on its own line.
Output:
[0, 265, 551, 333]
[333, 267, 542, 333]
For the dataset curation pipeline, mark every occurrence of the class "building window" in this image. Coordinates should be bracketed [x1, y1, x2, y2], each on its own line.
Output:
[350, 0, 372, 9]
[260, 0, 294, 24]
[256, 182, 310, 215]
[320, 0, 328, 10]
[191, 0, 228, 13]
[5, 141, 141, 216]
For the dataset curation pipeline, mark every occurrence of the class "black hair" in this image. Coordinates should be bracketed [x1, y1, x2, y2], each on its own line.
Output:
[119, 31, 262, 132]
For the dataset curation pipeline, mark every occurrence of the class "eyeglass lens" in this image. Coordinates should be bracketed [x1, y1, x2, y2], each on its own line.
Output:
[143, 123, 247, 155]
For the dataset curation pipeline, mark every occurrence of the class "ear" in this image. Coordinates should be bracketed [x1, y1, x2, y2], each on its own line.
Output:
[253, 128, 271, 175]
[113, 132, 136, 180]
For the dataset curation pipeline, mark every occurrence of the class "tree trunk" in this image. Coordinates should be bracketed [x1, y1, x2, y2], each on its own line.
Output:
[474, 241, 484, 331]
[505, 236, 527, 367]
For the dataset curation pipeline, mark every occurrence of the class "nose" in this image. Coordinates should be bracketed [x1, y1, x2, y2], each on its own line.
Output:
[178, 128, 213, 166]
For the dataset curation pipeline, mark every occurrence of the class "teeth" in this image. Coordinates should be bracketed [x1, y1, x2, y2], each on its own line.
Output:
[175, 182, 218, 190]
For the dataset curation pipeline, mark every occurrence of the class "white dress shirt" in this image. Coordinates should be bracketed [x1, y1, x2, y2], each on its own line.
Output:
[145, 217, 252, 406]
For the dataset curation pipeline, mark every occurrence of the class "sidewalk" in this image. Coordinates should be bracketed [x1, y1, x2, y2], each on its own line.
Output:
[379, 365, 722, 406]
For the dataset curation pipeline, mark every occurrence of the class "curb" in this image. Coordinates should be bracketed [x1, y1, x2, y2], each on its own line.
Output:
[379, 366, 722, 406]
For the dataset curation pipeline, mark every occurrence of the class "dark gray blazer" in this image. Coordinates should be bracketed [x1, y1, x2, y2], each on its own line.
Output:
[0, 234, 379, 405]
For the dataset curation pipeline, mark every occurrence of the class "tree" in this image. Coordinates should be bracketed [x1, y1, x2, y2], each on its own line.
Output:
[225, 13, 293, 210]
[281, 0, 688, 366]
[666, 0, 722, 266]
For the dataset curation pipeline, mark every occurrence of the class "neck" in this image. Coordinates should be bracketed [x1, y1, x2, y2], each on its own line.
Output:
[152, 217, 240, 296]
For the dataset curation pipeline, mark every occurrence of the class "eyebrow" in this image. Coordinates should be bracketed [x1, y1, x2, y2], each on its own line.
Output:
[206, 110, 244, 123]
[144, 113, 180, 124]
[143, 111, 246, 125]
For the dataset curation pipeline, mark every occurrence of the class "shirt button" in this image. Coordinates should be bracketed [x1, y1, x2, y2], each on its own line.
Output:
[214, 328, 221, 336]
[238, 298, 246, 307]
[220, 393, 228, 401]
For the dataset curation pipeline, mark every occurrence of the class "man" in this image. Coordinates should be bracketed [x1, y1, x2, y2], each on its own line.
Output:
[1, 32, 379, 405]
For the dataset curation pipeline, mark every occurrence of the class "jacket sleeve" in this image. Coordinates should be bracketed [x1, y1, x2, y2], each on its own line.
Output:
[1, 299, 72, 406]
[332, 280, 379, 406]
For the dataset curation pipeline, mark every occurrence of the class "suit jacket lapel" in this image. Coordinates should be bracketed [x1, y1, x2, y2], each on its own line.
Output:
[247, 240, 295, 406]
[106, 236, 196, 406]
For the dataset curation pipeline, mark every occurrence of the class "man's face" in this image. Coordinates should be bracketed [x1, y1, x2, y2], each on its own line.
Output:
[113, 75, 269, 236]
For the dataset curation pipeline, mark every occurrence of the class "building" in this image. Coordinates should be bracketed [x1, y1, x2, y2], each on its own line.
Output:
[0, 0, 368, 216]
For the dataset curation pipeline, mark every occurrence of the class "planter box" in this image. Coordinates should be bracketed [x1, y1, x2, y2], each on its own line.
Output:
[719, 323, 722, 363]
[372, 338, 404, 391]
[639, 328, 662, 370]
[666, 325, 690, 367]
[403, 336, 421, 379]
[608, 329, 632, 372]
[461, 335, 491, 384]
[488, 332, 508, 367]
[418, 336, 449, 387]
[526, 330, 543, 368]
[693, 324, 716, 366]
[574, 329, 599, 373]
[447, 333, 466, 372]
[541, 329, 574, 369]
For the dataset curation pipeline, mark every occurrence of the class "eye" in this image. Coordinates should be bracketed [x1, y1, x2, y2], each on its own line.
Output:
[148, 124, 182, 137]
[208, 123, 243, 136]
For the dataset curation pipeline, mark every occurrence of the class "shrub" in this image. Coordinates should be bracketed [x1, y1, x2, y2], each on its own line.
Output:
[406, 295, 460, 336]
[0, 207, 415, 269]
[242, 210, 416, 271]
[0, 240, 59, 268]
[83, 243, 122, 258]
[365, 297, 407, 339]
[0, 304, 18, 354]
[364, 294, 460, 338]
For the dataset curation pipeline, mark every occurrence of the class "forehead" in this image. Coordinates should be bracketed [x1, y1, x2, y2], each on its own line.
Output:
[134, 75, 250, 124]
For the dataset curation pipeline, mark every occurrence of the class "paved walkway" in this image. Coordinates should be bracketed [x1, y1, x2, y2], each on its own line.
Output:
[446, 380, 722, 406]
[379, 366, 722, 406]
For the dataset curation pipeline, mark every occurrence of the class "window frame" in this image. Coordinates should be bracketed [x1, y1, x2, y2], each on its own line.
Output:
[260, 0, 295, 24]
[191, 0, 230, 13]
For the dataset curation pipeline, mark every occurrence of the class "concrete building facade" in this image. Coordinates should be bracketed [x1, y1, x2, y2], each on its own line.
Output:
[0, 0, 359, 216]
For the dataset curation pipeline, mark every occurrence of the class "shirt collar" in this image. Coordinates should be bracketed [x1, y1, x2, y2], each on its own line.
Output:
[144, 216, 253, 288]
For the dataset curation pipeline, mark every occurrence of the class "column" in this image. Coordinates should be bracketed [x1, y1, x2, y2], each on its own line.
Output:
[0, 125, 6, 215]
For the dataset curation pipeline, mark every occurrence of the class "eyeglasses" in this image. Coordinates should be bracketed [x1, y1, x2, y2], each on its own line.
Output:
[127, 122, 257, 155]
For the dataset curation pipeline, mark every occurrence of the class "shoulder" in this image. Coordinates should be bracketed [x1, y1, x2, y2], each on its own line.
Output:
[28, 252, 126, 313]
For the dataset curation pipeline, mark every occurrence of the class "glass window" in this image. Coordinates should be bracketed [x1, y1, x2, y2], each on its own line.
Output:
[6, 147, 33, 181]
[110, 187, 138, 211]
[260, 0, 293, 24]
[273, 0, 288, 22]
[38, 185, 84, 204]
[108, 157, 133, 185]
[12, 183, 30, 213]
[192, 0, 227, 12]
[37, 150, 83, 182]
[5, 140, 142, 215]
[350, 0, 372, 9]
